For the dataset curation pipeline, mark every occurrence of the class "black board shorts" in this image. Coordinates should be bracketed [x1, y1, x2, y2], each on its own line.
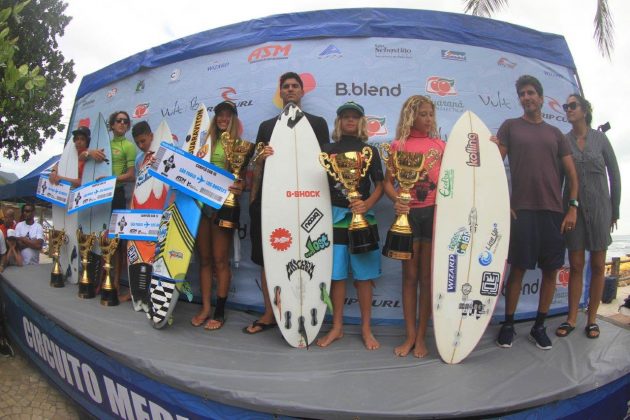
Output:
[249, 198, 263, 266]
[508, 209, 565, 271]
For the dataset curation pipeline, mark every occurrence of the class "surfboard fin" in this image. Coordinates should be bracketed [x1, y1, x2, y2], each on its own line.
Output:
[298, 316, 309, 350]
[310, 308, 318, 326]
[320, 283, 333, 314]
[284, 311, 292, 330]
[177, 281, 194, 302]
[273, 286, 282, 321]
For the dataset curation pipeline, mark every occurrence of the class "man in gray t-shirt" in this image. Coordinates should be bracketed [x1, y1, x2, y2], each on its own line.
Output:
[493, 75, 578, 351]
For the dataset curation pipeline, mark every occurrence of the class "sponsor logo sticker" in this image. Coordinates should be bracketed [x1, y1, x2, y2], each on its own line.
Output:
[304, 233, 330, 258]
[270, 228, 292, 251]
[441, 50, 466, 61]
[301, 208, 323, 233]
[426, 76, 456, 97]
[480, 272, 500, 296]
[447, 254, 457, 292]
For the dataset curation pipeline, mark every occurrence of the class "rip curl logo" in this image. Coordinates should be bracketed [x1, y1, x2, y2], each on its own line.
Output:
[270, 228, 292, 252]
[286, 259, 315, 280]
[466, 133, 480, 167]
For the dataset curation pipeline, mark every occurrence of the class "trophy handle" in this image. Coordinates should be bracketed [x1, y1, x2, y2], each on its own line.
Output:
[318, 152, 340, 181]
[360, 146, 373, 178]
[379, 143, 393, 173]
[250, 142, 265, 164]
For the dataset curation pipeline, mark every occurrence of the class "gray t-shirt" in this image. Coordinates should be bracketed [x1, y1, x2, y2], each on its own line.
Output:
[497, 117, 571, 213]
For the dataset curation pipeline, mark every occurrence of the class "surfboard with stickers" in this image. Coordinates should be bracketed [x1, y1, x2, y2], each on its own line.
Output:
[261, 103, 333, 348]
[78, 113, 112, 284]
[148, 104, 210, 328]
[127, 120, 173, 312]
[432, 111, 510, 364]
[52, 137, 79, 284]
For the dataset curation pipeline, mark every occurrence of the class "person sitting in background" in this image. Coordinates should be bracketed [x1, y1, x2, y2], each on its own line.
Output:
[0, 229, 23, 272]
[15, 204, 44, 265]
[0, 208, 17, 239]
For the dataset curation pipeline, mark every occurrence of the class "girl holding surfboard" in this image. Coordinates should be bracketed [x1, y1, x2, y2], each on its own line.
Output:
[190, 101, 241, 330]
[316, 101, 384, 350]
[384, 95, 445, 358]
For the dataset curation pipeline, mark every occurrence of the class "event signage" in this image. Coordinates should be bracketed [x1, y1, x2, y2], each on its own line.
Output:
[148, 141, 235, 209]
[108, 209, 162, 241]
[67, 176, 116, 215]
[36, 176, 71, 207]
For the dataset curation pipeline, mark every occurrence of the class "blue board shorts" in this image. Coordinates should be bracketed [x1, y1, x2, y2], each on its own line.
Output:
[332, 244, 382, 281]
[508, 209, 565, 271]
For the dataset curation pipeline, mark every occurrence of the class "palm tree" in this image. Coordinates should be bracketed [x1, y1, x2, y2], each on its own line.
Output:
[463, 0, 615, 59]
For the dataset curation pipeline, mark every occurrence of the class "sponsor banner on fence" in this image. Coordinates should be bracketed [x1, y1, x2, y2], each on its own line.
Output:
[67, 176, 117, 215]
[36, 176, 71, 207]
[148, 141, 234, 209]
[108, 209, 162, 241]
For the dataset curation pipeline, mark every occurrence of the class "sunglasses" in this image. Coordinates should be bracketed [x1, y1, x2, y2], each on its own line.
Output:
[115, 118, 130, 125]
[562, 102, 579, 112]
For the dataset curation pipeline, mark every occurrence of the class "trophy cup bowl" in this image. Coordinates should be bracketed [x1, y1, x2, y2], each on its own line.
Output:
[100, 231, 120, 307]
[380, 144, 426, 260]
[49, 229, 66, 288]
[217, 133, 255, 229]
[319, 146, 378, 254]
[77, 228, 97, 298]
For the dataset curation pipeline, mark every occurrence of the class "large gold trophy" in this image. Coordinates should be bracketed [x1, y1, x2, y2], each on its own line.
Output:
[77, 228, 97, 299]
[380, 144, 425, 260]
[100, 231, 120, 306]
[319, 147, 378, 254]
[49, 229, 65, 288]
[216, 132, 255, 229]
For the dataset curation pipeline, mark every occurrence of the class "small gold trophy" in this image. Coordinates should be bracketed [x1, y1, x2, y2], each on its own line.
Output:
[100, 231, 120, 306]
[77, 228, 97, 299]
[380, 144, 426, 260]
[319, 147, 378, 254]
[216, 132, 255, 229]
[49, 229, 66, 288]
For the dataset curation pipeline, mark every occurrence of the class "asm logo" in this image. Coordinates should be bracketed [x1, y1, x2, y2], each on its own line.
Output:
[248, 44, 292, 63]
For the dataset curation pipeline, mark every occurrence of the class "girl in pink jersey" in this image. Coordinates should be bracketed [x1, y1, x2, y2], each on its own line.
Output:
[384, 95, 445, 358]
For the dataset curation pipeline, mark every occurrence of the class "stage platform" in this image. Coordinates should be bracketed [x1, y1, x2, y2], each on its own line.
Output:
[1, 264, 629, 419]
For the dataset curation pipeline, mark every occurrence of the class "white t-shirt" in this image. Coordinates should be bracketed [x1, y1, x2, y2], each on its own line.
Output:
[0, 230, 6, 255]
[15, 221, 44, 265]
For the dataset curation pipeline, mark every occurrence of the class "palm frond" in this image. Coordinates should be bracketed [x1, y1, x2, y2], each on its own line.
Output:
[594, 0, 614, 59]
[463, 0, 510, 17]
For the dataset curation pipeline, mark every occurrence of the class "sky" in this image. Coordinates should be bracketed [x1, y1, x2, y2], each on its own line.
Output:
[2, 0, 629, 233]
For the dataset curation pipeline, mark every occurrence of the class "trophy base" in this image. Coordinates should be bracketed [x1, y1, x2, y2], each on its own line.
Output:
[101, 289, 119, 307]
[348, 227, 379, 255]
[216, 205, 240, 229]
[78, 283, 96, 299]
[50, 273, 65, 288]
[382, 231, 413, 260]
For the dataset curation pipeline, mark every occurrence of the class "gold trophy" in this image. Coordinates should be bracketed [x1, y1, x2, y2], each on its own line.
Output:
[100, 231, 120, 306]
[319, 147, 378, 254]
[216, 132, 255, 229]
[380, 144, 426, 260]
[49, 229, 66, 288]
[77, 228, 97, 299]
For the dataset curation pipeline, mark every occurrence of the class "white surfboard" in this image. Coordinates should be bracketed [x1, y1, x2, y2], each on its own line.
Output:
[52, 139, 79, 283]
[432, 111, 510, 364]
[261, 103, 333, 348]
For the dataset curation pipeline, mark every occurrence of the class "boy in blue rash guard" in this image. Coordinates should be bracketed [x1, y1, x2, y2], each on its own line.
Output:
[316, 101, 384, 350]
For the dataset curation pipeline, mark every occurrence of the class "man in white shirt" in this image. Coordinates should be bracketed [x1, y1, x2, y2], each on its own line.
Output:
[15, 204, 44, 265]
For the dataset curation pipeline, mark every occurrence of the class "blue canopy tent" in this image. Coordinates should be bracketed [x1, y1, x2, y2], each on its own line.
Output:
[0, 154, 60, 203]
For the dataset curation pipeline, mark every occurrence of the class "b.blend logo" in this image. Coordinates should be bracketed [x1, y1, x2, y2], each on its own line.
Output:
[336, 82, 401, 97]
[426, 77, 456, 97]
[248, 44, 292, 63]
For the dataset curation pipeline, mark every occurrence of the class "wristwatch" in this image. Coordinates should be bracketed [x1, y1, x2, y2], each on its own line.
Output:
[569, 199, 579, 208]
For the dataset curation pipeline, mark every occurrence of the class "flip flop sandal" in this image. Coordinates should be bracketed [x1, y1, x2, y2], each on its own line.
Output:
[585, 323, 600, 339]
[191, 314, 209, 327]
[204, 317, 225, 331]
[241, 319, 277, 335]
[555, 322, 575, 337]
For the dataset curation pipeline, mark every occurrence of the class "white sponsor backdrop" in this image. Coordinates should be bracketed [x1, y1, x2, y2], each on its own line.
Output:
[66, 18, 582, 323]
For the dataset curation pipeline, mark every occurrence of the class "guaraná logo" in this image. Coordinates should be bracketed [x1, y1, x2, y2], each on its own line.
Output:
[366, 116, 387, 137]
[426, 77, 456, 97]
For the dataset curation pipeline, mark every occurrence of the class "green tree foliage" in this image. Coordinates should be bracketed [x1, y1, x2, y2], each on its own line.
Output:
[0, 0, 75, 161]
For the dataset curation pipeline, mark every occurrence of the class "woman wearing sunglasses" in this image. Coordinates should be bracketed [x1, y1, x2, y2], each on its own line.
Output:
[555, 94, 621, 339]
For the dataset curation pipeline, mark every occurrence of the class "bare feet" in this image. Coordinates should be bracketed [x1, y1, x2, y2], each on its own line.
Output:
[118, 293, 131, 303]
[413, 336, 429, 358]
[316, 327, 344, 347]
[362, 331, 380, 350]
[191, 310, 210, 327]
[394, 337, 415, 357]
